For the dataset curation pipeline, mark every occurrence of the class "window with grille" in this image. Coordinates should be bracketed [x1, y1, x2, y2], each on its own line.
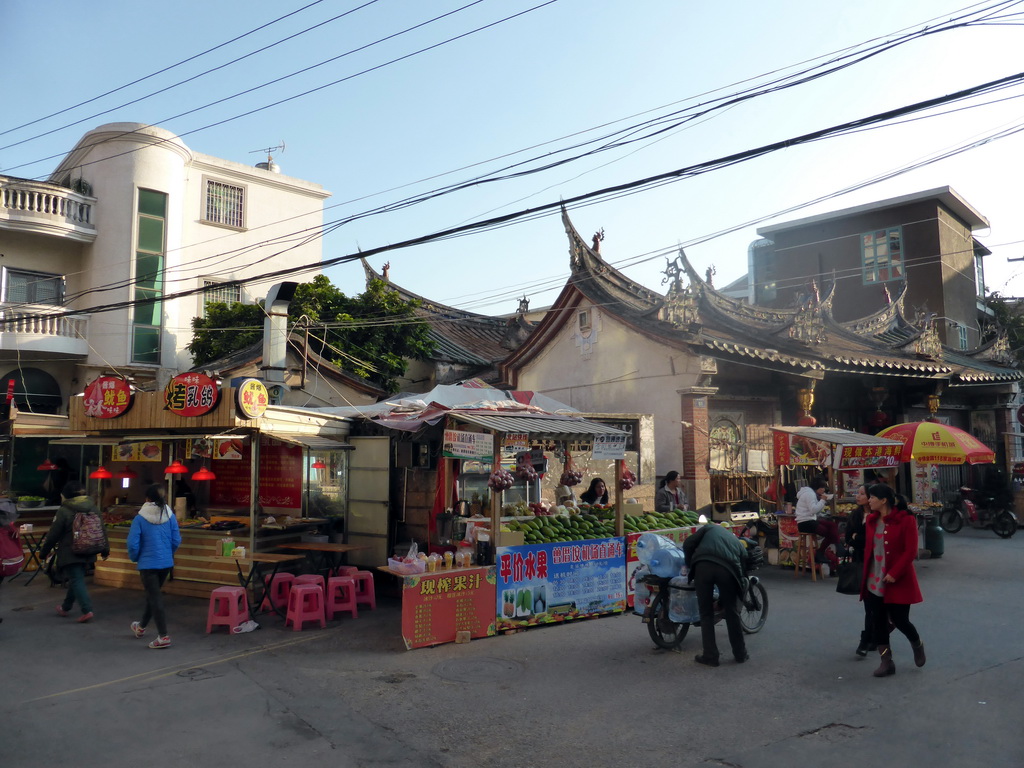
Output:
[3, 269, 63, 305]
[861, 227, 903, 284]
[204, 179, 245, 228]
[132, 188, 167, 364]
[204, 281, 241, 306]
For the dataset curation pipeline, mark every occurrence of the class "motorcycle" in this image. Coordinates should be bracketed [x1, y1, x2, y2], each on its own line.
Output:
[639, 541, 768, 650]
[939, 486, 1017, 539]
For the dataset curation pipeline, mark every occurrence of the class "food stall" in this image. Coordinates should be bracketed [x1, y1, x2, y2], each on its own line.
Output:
[55, 374, 353, 598]
[769, 426, 904, 566]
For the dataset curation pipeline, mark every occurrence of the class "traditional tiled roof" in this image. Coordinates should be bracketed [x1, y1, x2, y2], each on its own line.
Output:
[545, 207, 1020, 385]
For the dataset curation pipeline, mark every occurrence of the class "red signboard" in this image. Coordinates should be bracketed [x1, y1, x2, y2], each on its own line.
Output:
[836, 443, 901, 469]
[400, 566, 497, 649]
[209, 438, 302, 510]
[82, 376, 134, 419]
[163, 373, 220, 417]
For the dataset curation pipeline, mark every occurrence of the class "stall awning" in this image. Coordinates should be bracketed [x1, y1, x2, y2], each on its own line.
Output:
[449, 412, 626, 439]
[771, 426, 904, 470]
[260, 433, 353, 451]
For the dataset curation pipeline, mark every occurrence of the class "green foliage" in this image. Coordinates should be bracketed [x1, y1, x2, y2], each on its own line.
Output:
[188, 276, 435, 391]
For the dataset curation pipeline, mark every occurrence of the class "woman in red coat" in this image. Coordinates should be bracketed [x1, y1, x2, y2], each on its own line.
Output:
[862, 484, 925, 677]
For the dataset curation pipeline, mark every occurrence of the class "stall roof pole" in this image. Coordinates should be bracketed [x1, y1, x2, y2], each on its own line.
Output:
[248, 435, 259, 553]
[614, 460, 624, 537]
[490, 432, 500, 556]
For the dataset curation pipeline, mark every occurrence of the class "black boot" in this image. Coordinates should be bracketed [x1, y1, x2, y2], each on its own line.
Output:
[873, 645, 895, 677]
[912, 640, 926, 667]
[856, 631, 871, 657]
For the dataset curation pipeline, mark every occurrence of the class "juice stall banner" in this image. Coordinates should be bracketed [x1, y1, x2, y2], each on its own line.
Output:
[400, 566, 497, 649]
[495, 538, 626, 631]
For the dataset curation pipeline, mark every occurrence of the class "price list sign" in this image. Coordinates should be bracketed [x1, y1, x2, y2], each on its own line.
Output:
[400, 567, 497, 649]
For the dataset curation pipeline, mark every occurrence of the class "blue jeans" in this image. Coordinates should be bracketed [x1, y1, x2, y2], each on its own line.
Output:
[61, 562, 92, 615]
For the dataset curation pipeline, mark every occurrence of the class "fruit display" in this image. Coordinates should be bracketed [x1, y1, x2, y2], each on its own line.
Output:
[503, 514, 616, 544]
[487, 468, 516, 491]
[623, 509, 699, 532]
[558, 452, 582, 487]
[515, 456, 538, 481]
[619, 464, 637, 490]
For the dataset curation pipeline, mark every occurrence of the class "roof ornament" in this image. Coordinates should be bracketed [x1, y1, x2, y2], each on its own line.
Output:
[977, 328, 1014, 364]
[661, 251, 701, 329]
[381, 261, 390, 282]
[705, 265, 716, 287]
[789, 281, 827, 345]
[591, 228, 605, 253]
[914, 319, 943, 359]
[517, 295, 530, 316]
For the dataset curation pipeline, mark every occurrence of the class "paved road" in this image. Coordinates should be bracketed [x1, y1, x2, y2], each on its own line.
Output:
[2, 526, 1021, 768]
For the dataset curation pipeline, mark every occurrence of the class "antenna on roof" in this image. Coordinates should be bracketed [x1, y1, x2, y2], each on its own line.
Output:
[250, 141, 285, 172]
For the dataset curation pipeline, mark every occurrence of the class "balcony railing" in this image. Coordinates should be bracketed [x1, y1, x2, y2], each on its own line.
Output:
[0, 177, 95, 241]
[0, 307, 89, 357]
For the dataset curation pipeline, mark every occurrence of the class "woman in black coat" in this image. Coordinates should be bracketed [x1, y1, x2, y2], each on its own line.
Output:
[845, 484, 875, 657]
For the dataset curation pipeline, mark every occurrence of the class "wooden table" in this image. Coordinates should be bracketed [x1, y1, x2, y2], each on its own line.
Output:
[276, 542, 368, 576]
[233, 553, 306, 619]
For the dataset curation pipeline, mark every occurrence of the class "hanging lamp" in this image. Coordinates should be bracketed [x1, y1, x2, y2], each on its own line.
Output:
[164, 460, 188, 475]
[192, 466, 216, 481]
[311, 459, 326, 469]
[37, 458, 59, 471]
[89, 466, 113, 479]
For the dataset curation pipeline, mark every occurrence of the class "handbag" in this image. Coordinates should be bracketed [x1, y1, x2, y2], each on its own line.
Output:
[835, 558, 862, 595]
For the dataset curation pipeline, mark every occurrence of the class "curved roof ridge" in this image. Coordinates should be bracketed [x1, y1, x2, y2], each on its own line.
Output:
[359, 257, 501, 322]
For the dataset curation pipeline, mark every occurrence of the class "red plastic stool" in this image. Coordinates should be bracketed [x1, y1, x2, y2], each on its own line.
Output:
[260, 572, 295, 613]
[294, 573, 326, 592]
[284, 583, 326, 631]
[332, 565, 359, 577]
[350, 570, 377, 611]
[206, 586, 249, 634]
[325, 576, 358, 620]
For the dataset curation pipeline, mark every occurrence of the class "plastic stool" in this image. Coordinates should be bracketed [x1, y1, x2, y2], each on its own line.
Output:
[332, 565, 359, 577]
[294, 573, 326, 592]
[284, 583, 326, 631]
[793, 532, 822, 582]
[206, 586, 249, 633]
[325, 576, 358, 620]
[260, 572, 295, 614]
[350, 570, 377, 610]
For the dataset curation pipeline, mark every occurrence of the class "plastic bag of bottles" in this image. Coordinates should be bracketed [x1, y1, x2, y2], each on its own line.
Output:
[668, 577, 700, 623]
[633, 564, 652, 615]
[635, 532, 677, 565]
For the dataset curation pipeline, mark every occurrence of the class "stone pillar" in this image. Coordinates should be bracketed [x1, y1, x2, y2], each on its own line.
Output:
[680, 386, 718, 514]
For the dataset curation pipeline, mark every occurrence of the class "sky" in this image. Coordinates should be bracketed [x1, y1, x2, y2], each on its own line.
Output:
[3, 0, 1024, 317]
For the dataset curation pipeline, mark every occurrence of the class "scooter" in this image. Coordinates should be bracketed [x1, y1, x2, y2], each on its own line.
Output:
[940, 486, 1017, 539]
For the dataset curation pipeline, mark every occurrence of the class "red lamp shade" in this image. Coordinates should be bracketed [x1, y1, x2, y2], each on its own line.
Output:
[311, 460, 326, 469]
[115, 465, 138, 480]
[191, 466, 216, 481]
[89, 466, 113, 479]
[164, 460, 189, 475]
[37, 459, 59, 471]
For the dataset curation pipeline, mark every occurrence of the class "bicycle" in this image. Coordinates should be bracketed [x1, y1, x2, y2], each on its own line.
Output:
[640, 543, 768, 650]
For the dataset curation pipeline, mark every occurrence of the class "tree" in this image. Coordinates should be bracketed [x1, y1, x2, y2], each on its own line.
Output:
[188, 276, 435, 391]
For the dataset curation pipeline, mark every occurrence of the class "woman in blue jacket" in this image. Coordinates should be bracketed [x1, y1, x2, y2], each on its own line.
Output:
[127, 485, 181, 649]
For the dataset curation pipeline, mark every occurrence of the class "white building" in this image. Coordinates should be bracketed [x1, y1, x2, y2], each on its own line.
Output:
[0, 123, 330, 413]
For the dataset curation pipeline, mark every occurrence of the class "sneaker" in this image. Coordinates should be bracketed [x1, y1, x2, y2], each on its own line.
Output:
[56, 605, 70, 617]
[77, 612, 94, 623]
[148, 636, 171, 649]
[131, 621, 146, 638]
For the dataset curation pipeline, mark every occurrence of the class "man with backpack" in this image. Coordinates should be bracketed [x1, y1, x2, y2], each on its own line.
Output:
[38, 481, 109, 623]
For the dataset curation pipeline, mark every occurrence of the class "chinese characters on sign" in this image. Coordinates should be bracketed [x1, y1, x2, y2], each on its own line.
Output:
[82, 376, 133, 419]
[235, 379, 269, 419]
[837, 443, 902, 469]
[163, 373, 220, 417]
[591, 433, 627, 460]
[400, 566, 497, 649]
[442, 429, 493, 460]
[495, 539, 626, 631]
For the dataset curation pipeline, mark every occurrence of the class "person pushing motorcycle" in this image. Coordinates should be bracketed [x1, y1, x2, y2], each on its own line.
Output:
[683, 522, 749, 667]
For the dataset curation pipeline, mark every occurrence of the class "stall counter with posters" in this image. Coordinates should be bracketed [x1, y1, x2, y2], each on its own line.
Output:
[770, 426, 904, 567]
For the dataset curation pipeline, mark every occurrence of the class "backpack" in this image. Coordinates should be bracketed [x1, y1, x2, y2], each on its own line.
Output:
[71, 510, 107, 556]
[1, 523, 24, 577]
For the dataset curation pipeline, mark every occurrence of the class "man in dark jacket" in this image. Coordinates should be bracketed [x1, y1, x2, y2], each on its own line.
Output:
[38, 481, 109, 623]
[682, 522, 748, 667]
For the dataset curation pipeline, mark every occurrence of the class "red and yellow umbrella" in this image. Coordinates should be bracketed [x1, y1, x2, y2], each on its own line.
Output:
[876, 421, 995, 465]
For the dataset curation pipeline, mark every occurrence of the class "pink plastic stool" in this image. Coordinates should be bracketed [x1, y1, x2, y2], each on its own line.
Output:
[332, 565, 359, 577]
[325, 576, 358, 621]
[294, 573, 326, 592]
[260, 572, 295, 613]
[350, 570, 377, 611]
[284, 583, 326, 631]
[206, 586, 249, 634]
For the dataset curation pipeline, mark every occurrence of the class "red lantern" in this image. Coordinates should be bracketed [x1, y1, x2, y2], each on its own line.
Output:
[867, 410, 891, 429]
[797, 414, 817, 427]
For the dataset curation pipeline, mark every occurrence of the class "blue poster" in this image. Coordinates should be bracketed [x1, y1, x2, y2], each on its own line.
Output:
[495, 538, 627, 631]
